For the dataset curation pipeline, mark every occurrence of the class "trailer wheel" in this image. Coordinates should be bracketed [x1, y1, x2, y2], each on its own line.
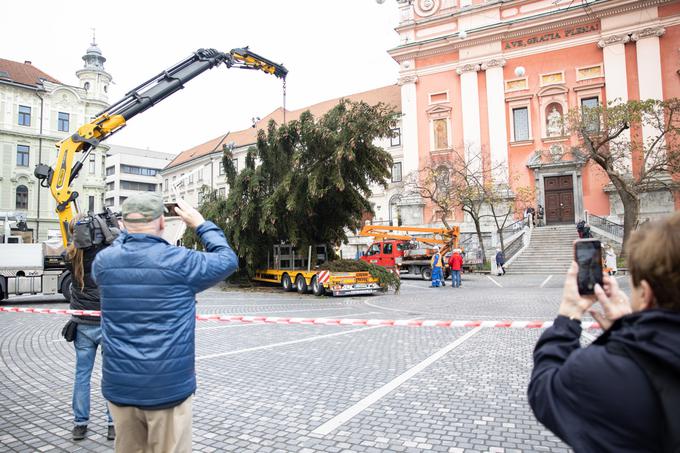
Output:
[282, 274, 294, 292]
[421, 267, 432, 281]
[60, 274, 72, 303]
[295, 275, 308, 293]
[311, 276, 325, 296]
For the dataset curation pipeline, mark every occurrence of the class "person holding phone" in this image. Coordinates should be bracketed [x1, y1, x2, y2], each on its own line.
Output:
[92, 194, 238, 452]
[527, 212, 680, 452]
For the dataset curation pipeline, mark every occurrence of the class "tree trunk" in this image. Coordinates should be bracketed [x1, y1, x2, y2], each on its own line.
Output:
[619, 193, 639, 257]
[607, 174, 639, 257]
[472, 215, 486, 264]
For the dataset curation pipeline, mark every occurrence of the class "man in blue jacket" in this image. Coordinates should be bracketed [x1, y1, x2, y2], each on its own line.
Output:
[528, 213, 680, 452]
[93, 194, 238, 452]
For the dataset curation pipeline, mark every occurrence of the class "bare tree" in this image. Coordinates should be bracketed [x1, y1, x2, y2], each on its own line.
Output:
[406, 148, 528, 262]
[567, 98, 680, 253]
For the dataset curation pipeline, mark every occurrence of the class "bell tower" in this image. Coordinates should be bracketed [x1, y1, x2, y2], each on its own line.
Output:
[75, 30, 112, 103]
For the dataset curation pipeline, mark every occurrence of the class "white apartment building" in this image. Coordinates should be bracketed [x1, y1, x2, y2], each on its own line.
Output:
[104, 144, 176, 212]
[0, 40, 111, 241]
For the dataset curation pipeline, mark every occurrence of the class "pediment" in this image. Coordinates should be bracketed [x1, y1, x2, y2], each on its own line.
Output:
[538, 85, 568, 97]
[426, 104, 452, 116]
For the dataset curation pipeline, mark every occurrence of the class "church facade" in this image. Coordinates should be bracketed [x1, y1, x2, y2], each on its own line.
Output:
[389, 0, 680, 228]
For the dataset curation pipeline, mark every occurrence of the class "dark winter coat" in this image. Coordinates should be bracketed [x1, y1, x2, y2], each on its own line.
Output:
[92, 221, 238, 408]
[528, 309, 680, 452]
[495, 251, 505, 266]
[66, 244, 107, 325]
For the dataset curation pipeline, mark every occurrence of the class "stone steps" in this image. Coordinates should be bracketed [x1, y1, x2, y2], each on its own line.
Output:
[507, 225, 578, 274]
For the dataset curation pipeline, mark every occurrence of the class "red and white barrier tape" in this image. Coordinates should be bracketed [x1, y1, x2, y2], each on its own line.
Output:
[0, 306, 602, 329]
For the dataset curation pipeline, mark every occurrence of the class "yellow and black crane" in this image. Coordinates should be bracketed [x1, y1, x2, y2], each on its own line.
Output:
[34, 47, 287, 246]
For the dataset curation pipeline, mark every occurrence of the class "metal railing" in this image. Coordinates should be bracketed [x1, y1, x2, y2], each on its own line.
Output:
[586, 212, 624, 239]
[500, 217, 528, 238]
[504, 232, 525, 261]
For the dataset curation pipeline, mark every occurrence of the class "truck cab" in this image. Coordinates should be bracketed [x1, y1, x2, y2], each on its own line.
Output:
[360, 240, 407, 268]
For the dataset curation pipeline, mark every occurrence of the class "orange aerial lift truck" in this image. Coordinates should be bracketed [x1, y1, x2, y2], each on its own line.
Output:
[33, 47, 287, 247]
[359, 225, 460, 280]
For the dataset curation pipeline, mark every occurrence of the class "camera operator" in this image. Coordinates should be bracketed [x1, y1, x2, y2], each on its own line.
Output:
[527, 212, 680, 452]
[92, 194, 238, 452]
[64, 213, 119, 442]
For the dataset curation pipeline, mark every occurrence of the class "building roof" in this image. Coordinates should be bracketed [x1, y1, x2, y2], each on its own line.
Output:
[0, 58, 61, 87]
[106, 143, 177, 161]
[165, 84, 401, 170]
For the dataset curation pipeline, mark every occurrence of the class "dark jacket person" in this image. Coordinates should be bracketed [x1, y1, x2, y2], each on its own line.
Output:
[65, 214, 115, 441]
[528, 212, 680, 453]
[92, 194, 238, 452]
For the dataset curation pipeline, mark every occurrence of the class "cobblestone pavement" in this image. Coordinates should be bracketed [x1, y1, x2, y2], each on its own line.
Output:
[0, 273, 630, 452]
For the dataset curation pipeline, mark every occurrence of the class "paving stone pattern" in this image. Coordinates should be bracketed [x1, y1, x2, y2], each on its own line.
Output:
[1, 274, 628, 452]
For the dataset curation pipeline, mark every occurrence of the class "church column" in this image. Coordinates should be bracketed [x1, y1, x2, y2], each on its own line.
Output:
[597, 34, 630, 105]
[632, 26, 665, 166]
[481, 58, 508, 183]
[598, 33, 631, 172]
[398, 73, 419, 178]
[456, 64, 482, 175]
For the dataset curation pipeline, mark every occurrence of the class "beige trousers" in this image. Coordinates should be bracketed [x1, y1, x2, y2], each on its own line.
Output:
[108, 395, 192, 453]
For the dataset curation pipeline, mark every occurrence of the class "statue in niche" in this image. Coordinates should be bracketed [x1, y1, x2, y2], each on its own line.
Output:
[546, 106, 563, 137]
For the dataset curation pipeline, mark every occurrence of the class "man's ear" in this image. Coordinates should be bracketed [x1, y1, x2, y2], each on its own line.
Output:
[639, 280, 656, 309]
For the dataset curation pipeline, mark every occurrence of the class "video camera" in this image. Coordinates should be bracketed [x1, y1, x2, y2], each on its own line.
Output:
[72, 208, 122, 250]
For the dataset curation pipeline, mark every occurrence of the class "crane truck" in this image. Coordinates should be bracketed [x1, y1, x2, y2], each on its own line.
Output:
[1, 48, 286, 303]
[359, 225, 460, 280]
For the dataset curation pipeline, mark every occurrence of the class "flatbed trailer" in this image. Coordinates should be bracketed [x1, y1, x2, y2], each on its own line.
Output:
[253, 244, 382, 297]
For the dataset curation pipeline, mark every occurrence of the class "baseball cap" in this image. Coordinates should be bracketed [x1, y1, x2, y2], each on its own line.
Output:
[121, 193, 165, 223]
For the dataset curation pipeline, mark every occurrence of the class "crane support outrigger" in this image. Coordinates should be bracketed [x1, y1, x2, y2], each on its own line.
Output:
[34, 47, 287, 246]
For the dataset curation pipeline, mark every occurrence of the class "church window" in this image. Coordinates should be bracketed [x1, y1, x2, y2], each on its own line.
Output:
[512, 107, 530, 141]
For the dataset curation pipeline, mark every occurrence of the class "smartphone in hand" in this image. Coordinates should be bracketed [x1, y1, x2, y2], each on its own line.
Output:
[574, 239, 603, 295]
[164, 202, 179, 217]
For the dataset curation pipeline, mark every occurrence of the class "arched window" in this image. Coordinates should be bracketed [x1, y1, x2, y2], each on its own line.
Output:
[84, 81, 90, 91]
[16, 185, 28, 210]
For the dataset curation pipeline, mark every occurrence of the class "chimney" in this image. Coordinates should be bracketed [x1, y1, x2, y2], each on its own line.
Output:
[24, 60, 32, 65]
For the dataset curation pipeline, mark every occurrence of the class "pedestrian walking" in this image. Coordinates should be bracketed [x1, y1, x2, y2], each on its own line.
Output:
[528, 212, 680, 452]
[64, 214, 118, 442]
[495, 249, 506, 276]
[536, 205, 545, 227]
[576, 220, 586, 238]
[448, 249, 463, 288]
[604, 243, 618, 275]
[92, 194, 238, 452]
[582, 223, 593, 238]
[430, 247, 444, 287]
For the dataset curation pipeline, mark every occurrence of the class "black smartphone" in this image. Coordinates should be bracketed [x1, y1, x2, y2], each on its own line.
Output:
[574, 239, 603, 295]
[164, 202, 179, 217]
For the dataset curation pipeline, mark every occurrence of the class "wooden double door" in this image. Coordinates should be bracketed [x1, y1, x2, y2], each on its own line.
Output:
[544, 175, 574, 224]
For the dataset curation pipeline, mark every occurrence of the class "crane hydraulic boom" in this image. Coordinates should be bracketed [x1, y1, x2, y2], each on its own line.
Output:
[359, 225, 460, 254]
[34, 47, 287, 246]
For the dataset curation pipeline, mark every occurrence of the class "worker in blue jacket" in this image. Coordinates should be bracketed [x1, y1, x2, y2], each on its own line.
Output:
[430, 246, 444, 287]
[93, 193, 238, 452]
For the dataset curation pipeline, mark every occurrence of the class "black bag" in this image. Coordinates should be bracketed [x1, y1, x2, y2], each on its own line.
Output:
[62, 320, 77, 342]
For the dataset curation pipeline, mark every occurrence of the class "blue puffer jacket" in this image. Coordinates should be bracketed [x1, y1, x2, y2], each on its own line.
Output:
[92, 221, 238, 407]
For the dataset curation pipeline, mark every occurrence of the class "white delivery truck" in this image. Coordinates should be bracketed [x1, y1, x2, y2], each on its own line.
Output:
[0, 213, 72, 302]
[0, 242, 72, 302]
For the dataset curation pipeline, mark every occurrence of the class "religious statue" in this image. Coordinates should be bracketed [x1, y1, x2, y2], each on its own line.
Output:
[546, 106, 563, 137]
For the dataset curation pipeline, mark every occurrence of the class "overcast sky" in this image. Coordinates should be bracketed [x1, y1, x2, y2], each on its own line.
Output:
[4, 0, 401, 156]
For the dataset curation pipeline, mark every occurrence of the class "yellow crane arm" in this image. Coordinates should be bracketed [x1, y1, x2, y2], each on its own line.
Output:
[34, 47, 287, 246]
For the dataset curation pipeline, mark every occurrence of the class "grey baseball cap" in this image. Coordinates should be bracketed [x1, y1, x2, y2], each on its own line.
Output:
[121, 193, 165, 223]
